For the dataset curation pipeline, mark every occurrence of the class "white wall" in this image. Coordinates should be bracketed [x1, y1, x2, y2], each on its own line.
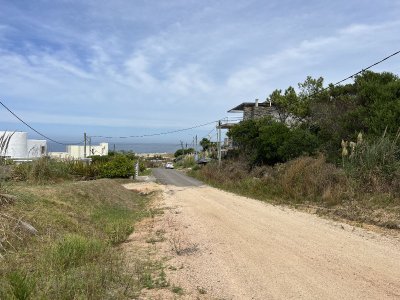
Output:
[27, 140, 47, 158]
[0, 131, 28, 158]
[64, 143, 109, 159]
[48, 152, 71, 160]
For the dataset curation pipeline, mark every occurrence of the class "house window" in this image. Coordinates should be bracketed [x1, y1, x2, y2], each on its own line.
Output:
[41, 146, 45, 155]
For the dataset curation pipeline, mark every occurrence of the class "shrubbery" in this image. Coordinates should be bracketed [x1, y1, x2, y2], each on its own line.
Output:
[12, 158, 71, 182]
[228, 118, 319, 165]
[344, 131, 400, 195]
[11, 152, 141, 183]
[98, 154, 134, 178]
[174, 148, 195, 158]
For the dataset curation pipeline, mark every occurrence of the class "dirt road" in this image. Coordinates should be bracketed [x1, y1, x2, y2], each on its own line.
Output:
[152, 168, 203, 187]
[125, 174, 400, 299]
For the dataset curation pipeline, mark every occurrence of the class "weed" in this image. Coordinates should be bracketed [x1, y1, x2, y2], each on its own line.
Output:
[92, 206, 135, 244]
[169, 232, 199, 256]
[136, 260, 169, 290]
[140, 272, 155, 289]
[49, 234, 105, 270]
[7, 271, 36, 300]
[197, 286, 207, 294]
[172, 285, 184, 295]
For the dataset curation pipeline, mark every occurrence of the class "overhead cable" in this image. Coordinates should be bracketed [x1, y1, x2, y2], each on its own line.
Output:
[0, 99, 82, 145]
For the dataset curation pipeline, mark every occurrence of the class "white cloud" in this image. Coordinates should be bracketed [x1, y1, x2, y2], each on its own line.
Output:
[0, 1, 400, 140]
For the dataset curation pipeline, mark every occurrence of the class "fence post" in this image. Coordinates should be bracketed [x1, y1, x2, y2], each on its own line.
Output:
[135, 160, 139, 178]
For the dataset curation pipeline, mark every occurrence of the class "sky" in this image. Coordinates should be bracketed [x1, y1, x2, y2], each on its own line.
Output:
[0, 0, 400, 145]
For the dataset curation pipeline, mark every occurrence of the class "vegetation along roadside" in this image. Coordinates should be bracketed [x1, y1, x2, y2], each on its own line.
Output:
[0, 152, 159, 299]
[190, 71, 400, 230]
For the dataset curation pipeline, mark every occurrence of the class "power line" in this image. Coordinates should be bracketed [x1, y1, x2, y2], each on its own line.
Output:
[332, 50, 400, 86]
[0, 99, 83, 145]
[267, 50, 400, 106]
[90, 120, 218, 139]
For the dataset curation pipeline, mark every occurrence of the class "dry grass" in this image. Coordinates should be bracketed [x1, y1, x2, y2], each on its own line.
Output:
[278, 156, 352, 205]
[191, 156, 400, 229]
[0, 179, 154, 299]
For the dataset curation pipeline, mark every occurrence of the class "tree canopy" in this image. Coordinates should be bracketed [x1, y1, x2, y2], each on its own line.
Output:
[229, 71, 400, 165]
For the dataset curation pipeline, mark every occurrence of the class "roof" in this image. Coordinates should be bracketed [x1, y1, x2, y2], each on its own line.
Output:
[228, 101, 273, 113]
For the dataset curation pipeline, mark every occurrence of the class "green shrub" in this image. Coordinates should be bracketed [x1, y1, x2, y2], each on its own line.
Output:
[89, 155, 111, 163]
[99, 154, 135, 178]
[68, 161, 100, 179]
[229, 118, 319, 165]
[278, 128, 320, 161]
[174, 148, 195, 158]
[12, 158, 71, 183]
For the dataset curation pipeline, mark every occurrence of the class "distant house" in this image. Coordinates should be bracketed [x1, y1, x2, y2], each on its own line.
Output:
[49, 143, 108, 160]
[0, 131, 47, 160]
[228, 99, 279, 121]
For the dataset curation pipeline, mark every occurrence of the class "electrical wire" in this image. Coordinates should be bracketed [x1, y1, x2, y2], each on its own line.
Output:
[90, 120, 218, 139]
[0, 99, 84, 145]
[303, 50, 400, 99]
[332, 50, 400, 86]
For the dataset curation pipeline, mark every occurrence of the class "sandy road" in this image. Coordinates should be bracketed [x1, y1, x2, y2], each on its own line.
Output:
[126, 172, 400, 299]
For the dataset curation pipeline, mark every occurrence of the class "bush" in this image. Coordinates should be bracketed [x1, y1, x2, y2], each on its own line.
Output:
[68, 161, 100, 179]
[278, 156, 351, 204]
[99, 154, 134, 178]
[11, 158, 71, 183]
[10, 153, 142, 183]
[175, 155, 196, 168]
[174, 148, 195, 158]
[278, 128, 320, 161]
[229, 118, 319, 165]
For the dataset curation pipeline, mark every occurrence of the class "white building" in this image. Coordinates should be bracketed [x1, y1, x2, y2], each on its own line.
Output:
[49, 143, 108, 160]
[0, 131, 47, 159]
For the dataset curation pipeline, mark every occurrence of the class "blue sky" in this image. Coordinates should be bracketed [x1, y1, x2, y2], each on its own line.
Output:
[1, 0, 400, 144]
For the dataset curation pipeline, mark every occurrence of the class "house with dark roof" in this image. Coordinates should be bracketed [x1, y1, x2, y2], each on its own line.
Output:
[228, 99, 279, 121]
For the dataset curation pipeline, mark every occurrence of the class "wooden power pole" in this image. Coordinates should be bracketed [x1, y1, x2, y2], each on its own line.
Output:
[217, 121, 222, 166]
[84, 132, 87, 158]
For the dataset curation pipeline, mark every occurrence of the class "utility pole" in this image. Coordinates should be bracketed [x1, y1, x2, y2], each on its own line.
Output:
[84, 132, 87, 158]
[89, 137, 92, 156]
[217, 121, 222, 166]
[195, 135, 198, 161]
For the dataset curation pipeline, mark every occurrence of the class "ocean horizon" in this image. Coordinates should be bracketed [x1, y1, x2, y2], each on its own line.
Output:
[47, 142, 181, 154]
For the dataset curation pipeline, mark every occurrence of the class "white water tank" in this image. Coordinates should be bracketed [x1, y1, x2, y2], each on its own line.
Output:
[27, 140, 47, 158]
[0, 131, 28, 158]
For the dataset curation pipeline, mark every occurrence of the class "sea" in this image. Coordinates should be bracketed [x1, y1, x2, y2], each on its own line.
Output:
[47, 142, 180, 154]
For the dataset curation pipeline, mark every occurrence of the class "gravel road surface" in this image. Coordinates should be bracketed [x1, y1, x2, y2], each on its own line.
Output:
[126, 172, 400, 299]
